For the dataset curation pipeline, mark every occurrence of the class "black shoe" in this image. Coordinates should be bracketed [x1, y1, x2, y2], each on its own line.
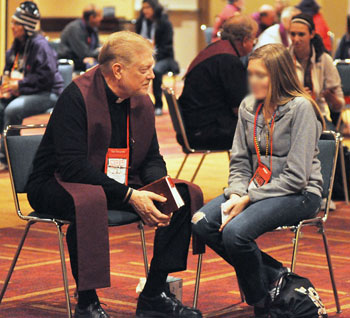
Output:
[136, 291, 202, 317]
[253, 306, 269, 318]
[74, 301, 110, 318]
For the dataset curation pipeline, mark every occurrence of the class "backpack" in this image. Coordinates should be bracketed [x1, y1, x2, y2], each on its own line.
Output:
[269, 272, 328, 318]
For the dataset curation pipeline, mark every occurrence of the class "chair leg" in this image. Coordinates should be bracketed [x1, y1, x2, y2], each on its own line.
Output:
[320, 226, 341, 313]
[193, 254, 203, 309]
[0, 221, 33, 303]
[138, 222, 149, 278]
[339, 141, 349, 205]
[176, 154, 189, 179]
[55, 222, 72, 318]
[290, 226, 303, 272]
[191, 153, 207, 183]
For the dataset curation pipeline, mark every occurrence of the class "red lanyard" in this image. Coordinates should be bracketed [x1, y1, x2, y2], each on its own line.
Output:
[253, 103, 276, 170]
[11, 54, 19, 72]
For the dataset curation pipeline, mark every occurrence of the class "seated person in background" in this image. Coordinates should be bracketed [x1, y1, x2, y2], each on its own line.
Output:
[26, 31, 202, 318]
[212, 0, 244, 42]
[178, 15, 257, 150]
[296, 0, 332, 52]
[290, 14, 344, 130]
[251, 5, 277, 37]
[255, 6, 300, 49]
[136, 0, 179, 116]
[335, 15, 350, 60]
[274, 0, 290, 23]
[192, 44, 325, 318]
[58, 4, 102, 72]
[0, 1, 63, 171]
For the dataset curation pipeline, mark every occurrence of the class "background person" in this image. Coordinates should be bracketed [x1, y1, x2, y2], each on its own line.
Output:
[296, 0, 332, 52]
[251, 4, 277, 37]
[289, 13, 344, 130]
[58, 4, 102, 71]
[135, 0, 179, 116]
[212, 0, 245, 42]
[178, 15, 258, 150]
[0, 1, 63, 171]
[335, 15, 350, 60]
[192, 44, 325, 318]
[254, 6, 300, 49]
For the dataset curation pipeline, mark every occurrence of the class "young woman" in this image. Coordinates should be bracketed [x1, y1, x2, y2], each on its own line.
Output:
[135, 0, 179, 116]
[289, 13, 344, 130]
[192, 44, 325, 318]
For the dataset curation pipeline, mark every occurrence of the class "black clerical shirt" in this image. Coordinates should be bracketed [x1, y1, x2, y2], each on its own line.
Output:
[27, 80, 167, 207]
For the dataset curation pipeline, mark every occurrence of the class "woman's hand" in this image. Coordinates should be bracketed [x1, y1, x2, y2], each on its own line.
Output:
[1, 81, 19, 97]
[322, 88, 343, 111]
[219, 195, 250, 232]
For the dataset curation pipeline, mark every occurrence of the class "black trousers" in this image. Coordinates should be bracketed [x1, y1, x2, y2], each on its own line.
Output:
[27, 178, 192, 286]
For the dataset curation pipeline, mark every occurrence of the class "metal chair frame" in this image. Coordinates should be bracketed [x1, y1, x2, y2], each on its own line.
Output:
[333, 59, 350, 204]
[0, 124, 149, 318]
[192, 131, 342, 315]
[163, 87, 231, 183]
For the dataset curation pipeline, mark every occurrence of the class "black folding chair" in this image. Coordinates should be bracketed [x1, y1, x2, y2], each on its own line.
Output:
[0, 124, 149, 318]
[163, 87, 230, 183]
[192, 131, 342, 315]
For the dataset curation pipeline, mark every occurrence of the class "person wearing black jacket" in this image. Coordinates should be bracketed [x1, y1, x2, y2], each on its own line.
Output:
[178, 15, 257, 150]
[0, 1, 63, 171]
[135, 0, 179, 116]
[58, 4, 102, 71]
[335, 15, 350, 60]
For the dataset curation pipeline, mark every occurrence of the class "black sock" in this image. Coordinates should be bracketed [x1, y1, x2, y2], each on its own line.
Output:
[78, 289, 99, 309]
[141, 268, 168, 297]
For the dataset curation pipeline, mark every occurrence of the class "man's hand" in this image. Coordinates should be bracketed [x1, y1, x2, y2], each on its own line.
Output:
[129, 190, 171, 227]
[219, 195, 250, 232]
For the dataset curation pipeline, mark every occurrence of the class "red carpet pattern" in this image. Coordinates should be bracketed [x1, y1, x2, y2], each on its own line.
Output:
[0, 109, 349, 317]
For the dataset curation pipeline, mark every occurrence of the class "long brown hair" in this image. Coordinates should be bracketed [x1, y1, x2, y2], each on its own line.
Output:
[249, 43, 325, 129]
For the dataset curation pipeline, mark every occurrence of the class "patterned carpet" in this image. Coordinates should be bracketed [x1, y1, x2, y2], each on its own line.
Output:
[0, 104, 349, 317]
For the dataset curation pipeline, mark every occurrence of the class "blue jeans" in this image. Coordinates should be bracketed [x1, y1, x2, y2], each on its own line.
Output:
[192, 191, 321, 305]
[0, 92, 59, 162]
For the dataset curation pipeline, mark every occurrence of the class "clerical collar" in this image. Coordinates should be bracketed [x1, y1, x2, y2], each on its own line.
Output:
[103, 76, 124, 105]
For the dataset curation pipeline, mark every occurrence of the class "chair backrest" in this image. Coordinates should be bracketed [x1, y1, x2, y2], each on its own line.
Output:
[4, 126, 44, 194]
[334, 59, 350, 96]
[58, 59, 74, 89]
[318, 131, 340, 219]
[162, 87, 193, 153]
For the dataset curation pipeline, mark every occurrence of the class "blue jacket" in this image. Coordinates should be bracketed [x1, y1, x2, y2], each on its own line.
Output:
[4, 33, 64, 95]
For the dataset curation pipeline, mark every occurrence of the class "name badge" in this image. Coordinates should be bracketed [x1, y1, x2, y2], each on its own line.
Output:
[10, 70, 24, 80]
[105, 148, 129, 185]
[248, 162, 272, 190]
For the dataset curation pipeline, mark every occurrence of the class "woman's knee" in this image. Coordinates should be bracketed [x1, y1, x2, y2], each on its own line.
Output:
[221, 221, 249, 252]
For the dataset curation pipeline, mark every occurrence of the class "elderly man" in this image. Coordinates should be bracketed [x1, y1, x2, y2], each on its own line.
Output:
[58, 4, 103, 71]
[178, 15, 257, 150]
[254, 6, 301, 49]
[27, 31, 202, 318]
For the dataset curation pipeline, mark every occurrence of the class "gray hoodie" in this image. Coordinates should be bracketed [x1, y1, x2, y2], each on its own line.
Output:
[224, 94, 323, 202]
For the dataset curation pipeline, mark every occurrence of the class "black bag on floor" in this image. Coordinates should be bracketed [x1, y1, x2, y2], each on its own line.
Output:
[269, 272, 328, 318]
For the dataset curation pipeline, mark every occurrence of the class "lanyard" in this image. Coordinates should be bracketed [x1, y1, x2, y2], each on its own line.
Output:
[11, 53, 19, 72]
[253, 103, 276, 170]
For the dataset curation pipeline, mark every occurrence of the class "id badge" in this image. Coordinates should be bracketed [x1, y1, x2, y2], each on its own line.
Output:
[248, 163, 272, 190]
[10, 70, 24, 80]
[105, 148, 129, 185]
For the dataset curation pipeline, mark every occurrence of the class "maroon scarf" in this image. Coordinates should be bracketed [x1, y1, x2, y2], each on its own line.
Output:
[185, 40, 239, 77]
